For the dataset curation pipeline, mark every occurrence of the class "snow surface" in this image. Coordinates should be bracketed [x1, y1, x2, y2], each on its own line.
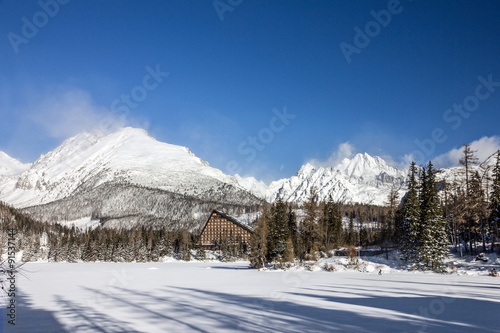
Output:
[4, 261, 500, 332]
[55, 217, 101, 231]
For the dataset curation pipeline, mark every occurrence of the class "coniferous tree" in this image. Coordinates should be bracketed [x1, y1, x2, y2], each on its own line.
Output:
[469, 171, 487, 252]
[321, 196, 342, 253]
[420, 162, 449, 269]
[287, 207, 299, 257]
[301, 188, 319, 255]
[460, 143, 480, 254]
[178, 230, 192, 261]
[385, 184, 400, 242]
[348, 211, 355, 246]
[267, 199, 290, 262]
[249, 204, 270, 268]
[399, 162, 421, 264]
[460, 143, 479, 196]
[489, 150, 500, 252]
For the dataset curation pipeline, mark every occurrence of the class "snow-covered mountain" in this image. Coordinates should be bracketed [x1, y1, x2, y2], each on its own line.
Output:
[5, 126, 492, 229]
[0, 128, 261, 230]
[236, 153, 408, 205]
[434, 151, 498, 190]
[0, 151, 30, 177]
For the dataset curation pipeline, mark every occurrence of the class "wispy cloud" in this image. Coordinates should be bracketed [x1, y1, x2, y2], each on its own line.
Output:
[29, 88, 129, 138]
[308, 142, 355, 168]
[433, 136, 500, 168]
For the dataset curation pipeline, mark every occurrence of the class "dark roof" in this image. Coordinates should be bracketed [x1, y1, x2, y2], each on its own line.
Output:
[200, 209, 254, 235]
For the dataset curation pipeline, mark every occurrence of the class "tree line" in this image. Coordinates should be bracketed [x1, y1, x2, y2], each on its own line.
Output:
[248, 194, 395, 268]
[0, 202, 196, 263]
[249, 145, 500, 271]
[3, 144, 498, 270]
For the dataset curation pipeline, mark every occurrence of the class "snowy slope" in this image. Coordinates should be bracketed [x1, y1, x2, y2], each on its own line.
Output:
[0, 127, 254, 209]
[0, 151, 30, 177]
[237, 153, 408, 205]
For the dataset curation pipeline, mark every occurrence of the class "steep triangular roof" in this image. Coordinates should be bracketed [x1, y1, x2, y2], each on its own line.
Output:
[199, 209, 254, 236]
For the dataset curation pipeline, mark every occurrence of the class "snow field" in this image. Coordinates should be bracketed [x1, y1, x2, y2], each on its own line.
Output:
[4, 261, 500, 333]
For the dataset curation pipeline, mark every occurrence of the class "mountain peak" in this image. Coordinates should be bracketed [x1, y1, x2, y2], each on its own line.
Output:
[1, 127, 244, 208]
[0, 151, 31, 176]
[235, 151, 408, 205]
[298, 163, 316, 175]
[112, 126, 154, 140]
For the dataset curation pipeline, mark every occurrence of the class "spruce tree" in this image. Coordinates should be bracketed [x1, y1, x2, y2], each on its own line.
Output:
[460, 143, 479, 253]
[469, 171, 487, 252]
[489, 150, 500, 251]
[321, 196, 342, 253]
[301, 187, 319, 255]
[348, 211, 355, 246]
[420, 161, 449, 269]
[249, 203, 270, 268]
[287, 207, 299, 256]
[399, 162, 421, 264]
[267, 199, 290, 262]
[386, 184, 400, 241]
[178, 230, 191, 261]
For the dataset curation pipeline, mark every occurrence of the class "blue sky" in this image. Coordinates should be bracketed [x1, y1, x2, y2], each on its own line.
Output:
[1, 1, 500, 182]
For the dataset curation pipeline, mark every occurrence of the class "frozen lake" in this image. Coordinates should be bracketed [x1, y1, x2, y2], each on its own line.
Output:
[4, 261, 500, 332]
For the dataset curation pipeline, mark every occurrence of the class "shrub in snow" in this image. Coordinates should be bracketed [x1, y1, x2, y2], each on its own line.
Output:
[323, 263, 336, 272]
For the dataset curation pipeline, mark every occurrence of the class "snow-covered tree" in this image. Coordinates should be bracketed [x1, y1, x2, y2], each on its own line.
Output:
[301, 187, 319, 253]
[420, 162, 449, 269]
[399, 162, 421, 264]
[267, 198, 290, 262]
[489, 150, 500, 251]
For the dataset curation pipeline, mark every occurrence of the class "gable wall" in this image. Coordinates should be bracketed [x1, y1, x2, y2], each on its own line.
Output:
[200, 212, 251, 246]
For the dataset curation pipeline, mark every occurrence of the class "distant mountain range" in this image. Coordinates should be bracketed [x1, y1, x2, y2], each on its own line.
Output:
[235, 153, 407, 206]
[0, 127, 495, 230]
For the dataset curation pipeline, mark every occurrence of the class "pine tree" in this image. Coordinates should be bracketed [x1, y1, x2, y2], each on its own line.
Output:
[178, 230, 191, 261]
[460, 143, 480, 196]
[321, 196, 342, 253]
[267, 199, 290, 262]
[249, 204, 270, 268]
[385, 184, 400, 242]
[469, 171, 487, 252]
[420, 161, 449, 270]
[348, 211, 355, 246]
[282, 238, 295, 263]
[301, 187, 319, 255]
[287, 207, 299, 257]
[399, 162, 421, 264]
[489, 150, 500, 251]
[460, 143, 480, 254]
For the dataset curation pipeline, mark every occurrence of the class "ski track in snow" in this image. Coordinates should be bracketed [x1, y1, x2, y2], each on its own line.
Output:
[5, 261, 500, 333]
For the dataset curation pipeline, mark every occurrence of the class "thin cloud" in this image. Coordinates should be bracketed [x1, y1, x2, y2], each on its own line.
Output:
[29, 88, 127, 138]
[309, 142, 355, 168]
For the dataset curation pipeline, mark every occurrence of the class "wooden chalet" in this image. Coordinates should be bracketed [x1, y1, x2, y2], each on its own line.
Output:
[199, 209, 253, 250]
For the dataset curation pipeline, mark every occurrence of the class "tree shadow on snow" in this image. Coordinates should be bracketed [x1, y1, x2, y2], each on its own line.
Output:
[53, 295, 141, 333]
[2, 291, 67, 333]
[289, 283, 500, 332]
[72, 283, 500, 333]
[207, 265, 250, 270]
